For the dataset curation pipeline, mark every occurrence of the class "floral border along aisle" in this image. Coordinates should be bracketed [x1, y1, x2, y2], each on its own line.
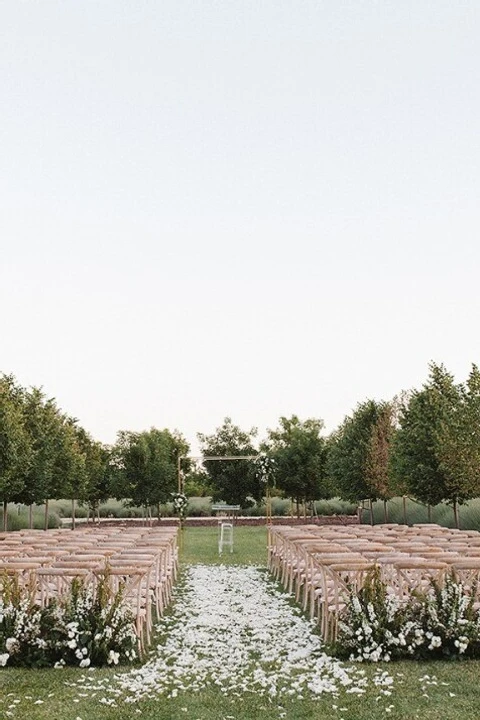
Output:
[334, 567, 480, 662]
[0, 572, 138, 668]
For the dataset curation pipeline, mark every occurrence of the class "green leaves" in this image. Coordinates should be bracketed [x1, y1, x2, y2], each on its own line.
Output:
[111, 427, 189, 508]
[198, 417, 258, 508]
[391, 362, 480, 515]
[0, 375, 32, 521]
[327, 400, 394, 503]
[264, 415, 328, 505]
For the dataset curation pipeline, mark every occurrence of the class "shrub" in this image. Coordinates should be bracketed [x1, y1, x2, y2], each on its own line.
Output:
[334, 568, 480, 662]
[0, 509, 61, 532]
[0, 572, 137, 669]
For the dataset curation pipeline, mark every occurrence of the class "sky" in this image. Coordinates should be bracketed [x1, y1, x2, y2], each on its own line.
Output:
[1, 0, 480, 453]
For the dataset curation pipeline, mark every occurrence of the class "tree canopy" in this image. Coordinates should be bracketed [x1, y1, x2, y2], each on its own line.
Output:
[391, 363, 480, 523]
[198, 418, 259, 508]
[264, 415, 329, 506]
[327, 399, 395, 504]
[110, 427, 189, 510]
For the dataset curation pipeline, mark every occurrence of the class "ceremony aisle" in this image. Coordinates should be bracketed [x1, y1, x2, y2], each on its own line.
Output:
[67, 565, 394, 708]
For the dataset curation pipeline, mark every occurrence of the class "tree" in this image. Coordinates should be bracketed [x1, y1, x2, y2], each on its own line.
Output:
[0, 374, 31, 530]
[365, 401, 397, 521]
[327, 400, 392, 506]
[15, 387, 61, 526]
[264, 415, 329, 513]
[390, 364, 461, 510]
[74, 427, 111, 518]
[183, 465, 213, 497]
[197, 418, 258, 507]
[111, 427, 189, 513]
[437, 364, 480, 513]
[392, 363, 480, 527]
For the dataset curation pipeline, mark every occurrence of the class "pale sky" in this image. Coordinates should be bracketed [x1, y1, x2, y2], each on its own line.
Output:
[1, 0, 479, 453]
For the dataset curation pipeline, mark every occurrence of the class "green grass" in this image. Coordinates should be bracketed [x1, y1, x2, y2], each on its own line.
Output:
[180, 524, 268, 565]
[2, 526, 480, 719]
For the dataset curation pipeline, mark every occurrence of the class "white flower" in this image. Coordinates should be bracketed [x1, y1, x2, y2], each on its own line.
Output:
[5, 638, 17, 653]
[428, 636, 442, 649]
[0, 653, 9, 667]
[79, 658, 91, 668]
[108, 650, 120, 666]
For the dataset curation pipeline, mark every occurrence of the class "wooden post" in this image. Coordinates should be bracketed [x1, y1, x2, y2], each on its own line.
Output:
[369, 498, 374, 526]
[71, 498, 76, 530]
[177, 456, 183, 494]
[44, 499, 49, 531]
[29, 504, 33, 529]
[383, 499, 388, 523]
[403, 496, 407, 525]
[3, 500, 7, 532]
[266, 486, 272, 525]
[427, 504, 432, 523]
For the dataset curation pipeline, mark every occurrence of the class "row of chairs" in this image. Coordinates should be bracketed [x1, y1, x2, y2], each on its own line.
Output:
[0, 526, 179, 654]
[268, 523, 480, 642]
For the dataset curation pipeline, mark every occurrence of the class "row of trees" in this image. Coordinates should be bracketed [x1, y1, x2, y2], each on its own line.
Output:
[0, 375, 110, 530]
[0, 374, 192, 529]
[328, 363, 480, 526]
[2, 363, 480, 527]
[196, 363, 480, 526]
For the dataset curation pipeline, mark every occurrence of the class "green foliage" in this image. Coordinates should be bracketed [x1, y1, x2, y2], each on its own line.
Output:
[335, 568, 480, 662]
[0, 375, 32, 511]
[75, 427, 111, 508]
[198, 417, 259, 508]
[183, 466, 213, 497]
[16, 388, 57, 506]
[0, 506, 61, 530]
[327, 400, 394, 503]
[111, 428, 189, 508]
[436, 364, 480, 505]
[0, 572, 137, 668]
[264, 416, 329, 505]
[391, 363, 480, 516]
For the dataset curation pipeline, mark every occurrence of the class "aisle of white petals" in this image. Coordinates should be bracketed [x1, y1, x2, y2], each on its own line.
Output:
[70, 565, 394, 706]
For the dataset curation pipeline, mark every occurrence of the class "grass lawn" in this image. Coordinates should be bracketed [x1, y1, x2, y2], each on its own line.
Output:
[1, 525, 479, 720]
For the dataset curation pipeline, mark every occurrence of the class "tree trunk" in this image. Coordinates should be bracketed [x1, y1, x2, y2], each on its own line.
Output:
[369, 498, 374, 526]
[44, 499, 49, 531]
[29, 504, 33, 529]
[71, 498, 76, 530]
[3, 500, 7, 532]
[427, 504, 432, 523]
[157, 503, 161, 522]
[383, 499, 388, 523]
[453, 498, 460, 529]
[403, 496, 407, 525]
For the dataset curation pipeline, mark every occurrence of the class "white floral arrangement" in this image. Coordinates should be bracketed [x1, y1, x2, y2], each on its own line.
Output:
[171, 492, 188, 519]
[255, 453, 275, 488]
[335, 568, 480, 662]
[0, 573, 137, 669]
